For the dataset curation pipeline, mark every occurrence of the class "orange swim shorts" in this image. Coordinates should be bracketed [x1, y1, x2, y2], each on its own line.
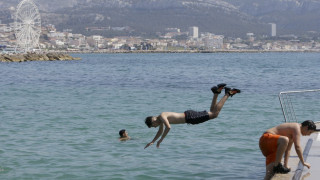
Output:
[259, 132, 280, 165]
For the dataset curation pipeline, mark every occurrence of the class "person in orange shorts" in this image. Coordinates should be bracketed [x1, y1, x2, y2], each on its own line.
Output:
[260, 133, 281, 166]
[259, 120, 319, 180]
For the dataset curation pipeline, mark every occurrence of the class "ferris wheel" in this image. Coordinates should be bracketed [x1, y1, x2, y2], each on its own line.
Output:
[15, 0, 41, 52]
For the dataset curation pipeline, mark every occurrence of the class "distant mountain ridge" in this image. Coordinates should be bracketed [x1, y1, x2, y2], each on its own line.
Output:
[1, 0, 319, 37]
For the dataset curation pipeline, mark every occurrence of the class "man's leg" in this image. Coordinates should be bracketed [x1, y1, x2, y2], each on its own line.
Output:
[210, 83, 227, 112]
[209, 87, 240, 119]
[210, 93, 219, 112]
[272, 136, 290, 174]
[259, 133, 288, 179]
[265, 162, 275, 180]
[209, 94, 229, 119]
[275, 136, 289, 165]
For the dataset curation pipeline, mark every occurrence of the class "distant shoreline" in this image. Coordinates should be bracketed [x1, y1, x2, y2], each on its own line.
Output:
[61, 49, 320, 54]
[1, 49, 319, 62]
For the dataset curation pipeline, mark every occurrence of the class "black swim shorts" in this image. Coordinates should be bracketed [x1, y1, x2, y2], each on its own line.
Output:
[184, 110, 210, 125]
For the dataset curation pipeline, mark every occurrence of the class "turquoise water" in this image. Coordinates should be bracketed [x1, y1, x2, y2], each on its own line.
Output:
[0, 53, 319, 180]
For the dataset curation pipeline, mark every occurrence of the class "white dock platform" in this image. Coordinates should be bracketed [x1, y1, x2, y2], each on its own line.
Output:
[272, 123, 320, 180]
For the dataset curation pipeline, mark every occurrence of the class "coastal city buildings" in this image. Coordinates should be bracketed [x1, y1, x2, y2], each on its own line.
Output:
[0, 22, 320, 53]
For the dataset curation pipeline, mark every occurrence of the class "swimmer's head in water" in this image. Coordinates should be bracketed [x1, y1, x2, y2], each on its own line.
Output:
[119, 129, 126, 137]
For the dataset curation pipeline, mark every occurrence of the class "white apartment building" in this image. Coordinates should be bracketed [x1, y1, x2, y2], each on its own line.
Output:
[270, 23, 276, 37]
[189, 26, 199, 39]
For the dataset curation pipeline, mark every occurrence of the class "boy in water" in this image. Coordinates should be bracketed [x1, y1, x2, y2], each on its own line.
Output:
[259, 120, 319, 180]
[119, 129, 130, 141]
[144, 83, 240, 149]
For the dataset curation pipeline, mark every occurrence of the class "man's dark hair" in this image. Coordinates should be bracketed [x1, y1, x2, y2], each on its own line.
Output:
[301, 120, 318, 131]
[145, 116, 153, 128]
[119, 129, 126, 137]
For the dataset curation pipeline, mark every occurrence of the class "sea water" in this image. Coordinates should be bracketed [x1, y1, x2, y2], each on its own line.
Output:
[0, 53, 319, 180]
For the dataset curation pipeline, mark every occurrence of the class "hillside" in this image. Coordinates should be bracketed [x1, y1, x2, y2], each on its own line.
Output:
[51, 0, 267, 37]
[0, 0, 319, 37]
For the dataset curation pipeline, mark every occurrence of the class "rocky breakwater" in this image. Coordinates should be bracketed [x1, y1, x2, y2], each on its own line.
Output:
[0, 53, 81, 62]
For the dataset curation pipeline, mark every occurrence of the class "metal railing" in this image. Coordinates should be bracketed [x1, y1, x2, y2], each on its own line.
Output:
[279, 89, 320, 122]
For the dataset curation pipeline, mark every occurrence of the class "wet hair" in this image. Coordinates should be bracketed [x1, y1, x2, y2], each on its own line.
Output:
[301, 120, 318, 131]
[119, 129, 126, 137]
[145, 116, 153, 128]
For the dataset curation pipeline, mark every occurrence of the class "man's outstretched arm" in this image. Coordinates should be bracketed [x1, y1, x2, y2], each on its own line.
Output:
[293, 128, 311, 169]
[144, 123, 164, 149]
[156, 113, 171, 148]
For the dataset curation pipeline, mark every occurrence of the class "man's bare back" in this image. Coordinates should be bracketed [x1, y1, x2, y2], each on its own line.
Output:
[266, 123, 300, 140]
[161, 112, 186, 124]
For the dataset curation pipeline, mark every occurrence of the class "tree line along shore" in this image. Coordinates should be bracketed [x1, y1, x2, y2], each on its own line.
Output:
[0, 53, 81, 62]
